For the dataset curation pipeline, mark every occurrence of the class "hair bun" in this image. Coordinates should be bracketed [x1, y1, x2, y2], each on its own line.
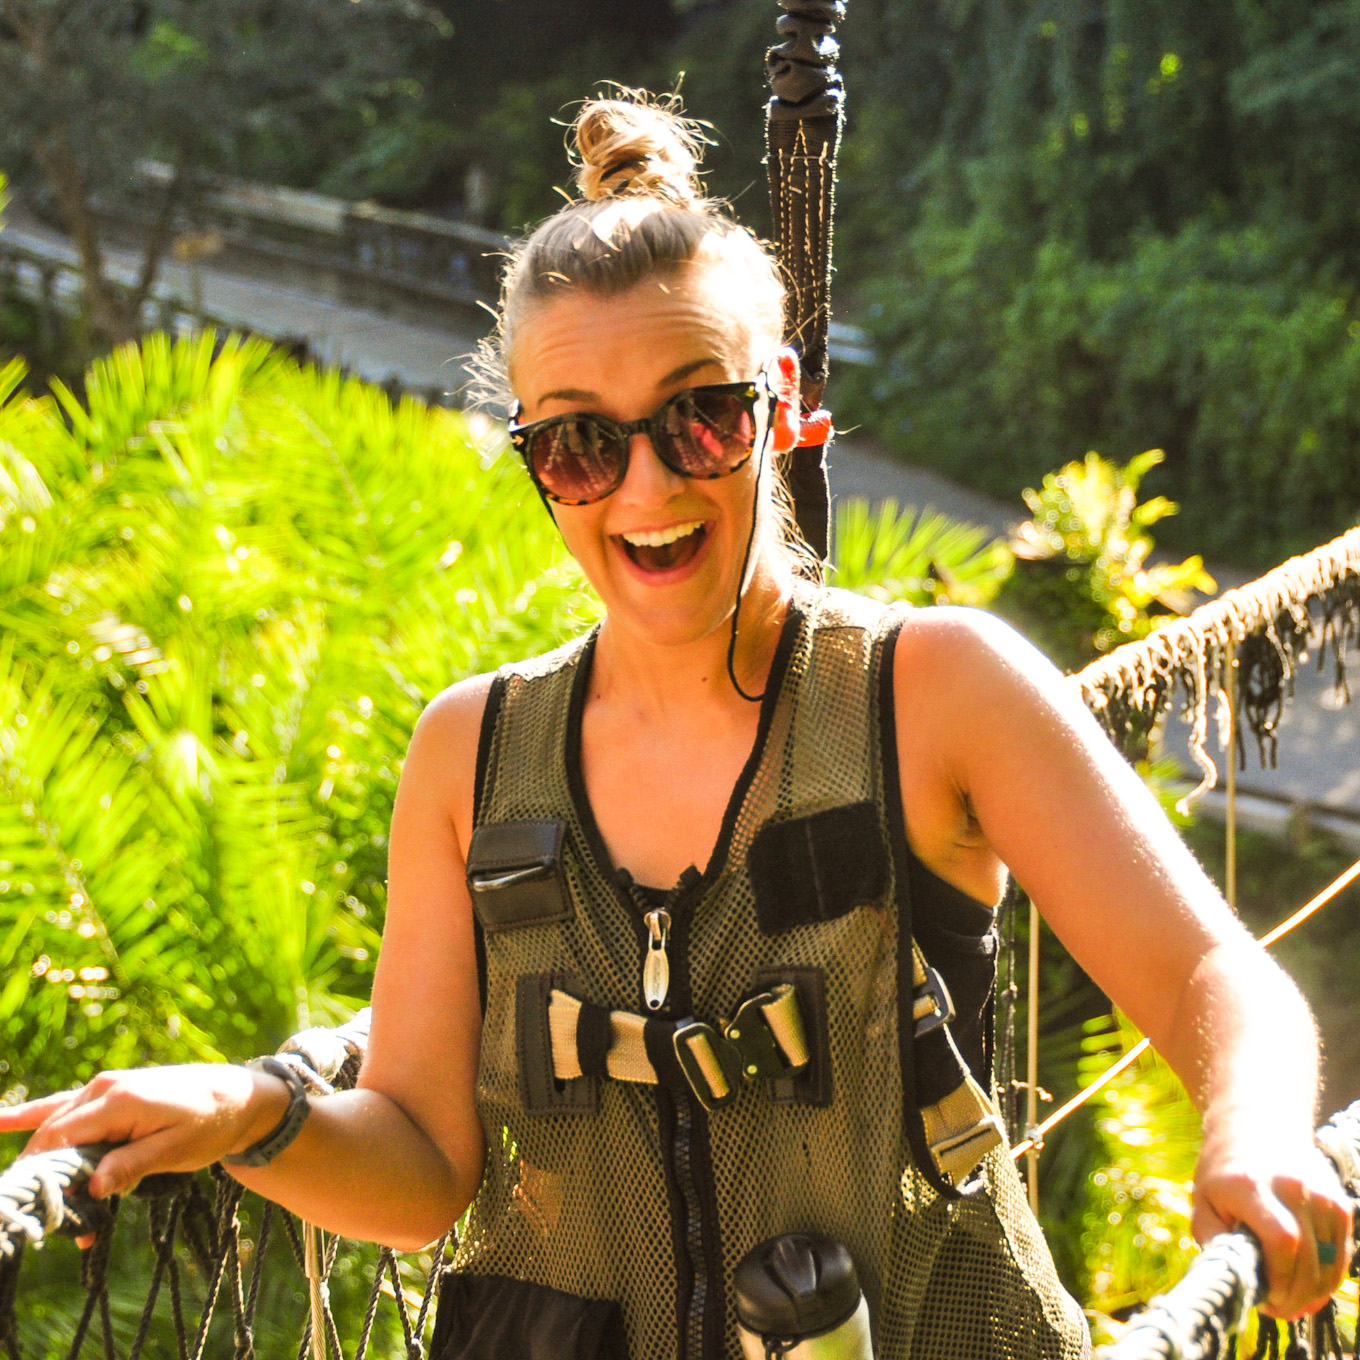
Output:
[573, 94, 705, 207]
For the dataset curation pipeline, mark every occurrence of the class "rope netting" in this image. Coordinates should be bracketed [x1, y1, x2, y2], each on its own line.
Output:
[0, 1018, 449, 1360]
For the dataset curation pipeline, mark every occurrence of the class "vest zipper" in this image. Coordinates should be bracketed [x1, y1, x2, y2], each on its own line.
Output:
[642, 908, 671, 1010]
[673, 1096, 710, 1360]
[663, 871, 724, 1360]
[618, 865, 719, 1355]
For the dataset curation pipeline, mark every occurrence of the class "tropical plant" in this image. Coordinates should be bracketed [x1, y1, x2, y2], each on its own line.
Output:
[995, 449, 1214, 670]
[832, 497, 1013, 606]
[0, 332, 595, 1106]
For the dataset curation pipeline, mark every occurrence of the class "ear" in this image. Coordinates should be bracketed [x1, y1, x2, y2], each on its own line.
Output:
[769, 346, 801, 454]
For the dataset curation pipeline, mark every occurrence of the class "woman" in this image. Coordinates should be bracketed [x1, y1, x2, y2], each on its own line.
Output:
[0, 95, 1350, 1359]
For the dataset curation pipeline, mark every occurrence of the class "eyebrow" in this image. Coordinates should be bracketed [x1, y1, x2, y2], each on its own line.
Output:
[534, 357, 726, 410]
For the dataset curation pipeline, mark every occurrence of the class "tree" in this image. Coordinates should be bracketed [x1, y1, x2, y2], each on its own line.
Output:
[0, 0, 440, 345]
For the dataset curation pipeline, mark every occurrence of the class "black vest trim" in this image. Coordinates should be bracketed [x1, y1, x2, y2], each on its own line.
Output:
[473, 670, 508, 826]
[470, 671, 508, 1018]
[876, 616, 959, 1200]
[515, 972, 598, 1116]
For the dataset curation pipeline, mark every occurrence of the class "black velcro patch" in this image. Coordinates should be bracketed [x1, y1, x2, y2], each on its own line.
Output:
[748, 801, 889, 935]
[575, 999, 613, 1080]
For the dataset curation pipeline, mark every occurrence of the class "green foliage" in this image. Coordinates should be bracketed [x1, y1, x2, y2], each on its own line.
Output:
[996, 450, 1214, 668]
[1081, 1015, 1201, 1335]
[815, 0, 1360, 566]
[0, 332, 594, 1103]
[832, 498, 1013, 606]
[841, 217, 1360, 566]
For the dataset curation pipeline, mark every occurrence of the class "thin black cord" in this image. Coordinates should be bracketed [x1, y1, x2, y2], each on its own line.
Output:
[726, 437, 769, 703]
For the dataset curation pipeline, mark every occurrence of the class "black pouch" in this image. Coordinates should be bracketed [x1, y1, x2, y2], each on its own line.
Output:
[430, 1271, 630, 1360]
[748, 801, 889, 935]
[466, 819, 571, 931]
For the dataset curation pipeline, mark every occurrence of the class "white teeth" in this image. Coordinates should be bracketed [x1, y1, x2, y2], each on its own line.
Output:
[620, 521, 704, 548]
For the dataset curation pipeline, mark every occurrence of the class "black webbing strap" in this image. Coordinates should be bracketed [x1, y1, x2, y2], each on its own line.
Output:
[766, 0, 847, 563]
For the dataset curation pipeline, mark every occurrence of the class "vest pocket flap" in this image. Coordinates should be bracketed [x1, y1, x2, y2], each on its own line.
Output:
[466, 819, 571, 931]
[430, 1270, 628, 1360]
[748, 801, 888, 935]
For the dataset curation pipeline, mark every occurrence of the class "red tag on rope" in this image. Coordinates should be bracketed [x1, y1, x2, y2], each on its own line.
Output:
[797, 408, 834, 446]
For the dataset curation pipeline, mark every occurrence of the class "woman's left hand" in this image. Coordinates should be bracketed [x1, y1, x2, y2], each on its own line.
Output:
[1193, 1128, 1353, 1320]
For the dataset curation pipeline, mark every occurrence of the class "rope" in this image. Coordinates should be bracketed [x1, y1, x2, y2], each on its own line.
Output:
[1011, 855, 1360, 1160]
[1074, 525, 1360, 807]
[765, 0, 847, 561]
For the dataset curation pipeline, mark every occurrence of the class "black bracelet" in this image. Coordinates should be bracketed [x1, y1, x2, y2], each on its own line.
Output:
[223, 1056, 312, 1168]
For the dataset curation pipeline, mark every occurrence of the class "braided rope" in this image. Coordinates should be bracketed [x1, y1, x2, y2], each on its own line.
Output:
[1074, 526, 1360, 808]
[0, 1145, 108, 1260]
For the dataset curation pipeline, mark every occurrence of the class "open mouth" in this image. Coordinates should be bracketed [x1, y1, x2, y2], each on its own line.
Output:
[617, 520, 708, 574]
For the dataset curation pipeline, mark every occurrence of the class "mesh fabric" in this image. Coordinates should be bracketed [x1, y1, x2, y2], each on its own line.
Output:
[455, 585, 1089, 1360]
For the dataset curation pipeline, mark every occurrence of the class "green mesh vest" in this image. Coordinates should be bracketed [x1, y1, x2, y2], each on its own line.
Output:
[454, 584, 1090, 1360]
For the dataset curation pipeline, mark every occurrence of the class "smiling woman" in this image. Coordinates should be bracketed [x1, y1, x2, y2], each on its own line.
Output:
[0, 89, 1350, 1360]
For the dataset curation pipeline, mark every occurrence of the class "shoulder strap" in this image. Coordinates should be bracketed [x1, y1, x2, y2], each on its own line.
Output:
[875, 610, 1006, 1193]
[909, 940, 1007, 1182]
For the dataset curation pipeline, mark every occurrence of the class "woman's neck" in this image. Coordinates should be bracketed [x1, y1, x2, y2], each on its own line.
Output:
[592, 559, 794, 722]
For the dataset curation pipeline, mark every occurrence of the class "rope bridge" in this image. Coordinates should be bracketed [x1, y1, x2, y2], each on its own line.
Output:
[0, 528, 1357, 1359]
[0, 1013, 450, 1360]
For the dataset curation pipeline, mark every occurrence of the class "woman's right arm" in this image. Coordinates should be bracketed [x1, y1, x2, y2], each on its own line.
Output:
[0, 674, 493, 1254]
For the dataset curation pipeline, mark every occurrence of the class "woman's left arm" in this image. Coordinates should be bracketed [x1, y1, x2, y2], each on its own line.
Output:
[893, 607, 1351, 1320]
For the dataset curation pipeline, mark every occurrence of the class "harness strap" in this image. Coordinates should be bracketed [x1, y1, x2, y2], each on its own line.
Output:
[910, 941, 1008, 1182]
[547, 984, 812, 1111]
[544, 954, 1000, 1179]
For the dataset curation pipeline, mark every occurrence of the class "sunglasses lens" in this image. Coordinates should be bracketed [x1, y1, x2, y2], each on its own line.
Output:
[527, 417, 625, 503]
[659, 387, 758, 477]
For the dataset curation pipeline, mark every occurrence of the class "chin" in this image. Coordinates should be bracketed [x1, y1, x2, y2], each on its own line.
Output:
[607, 584, 735, 650]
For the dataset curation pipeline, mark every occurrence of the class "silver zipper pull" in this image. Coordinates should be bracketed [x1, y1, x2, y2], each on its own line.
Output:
[642, 908, 671, 1011]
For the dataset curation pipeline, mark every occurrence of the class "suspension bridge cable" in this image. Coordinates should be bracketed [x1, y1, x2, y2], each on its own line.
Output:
[1011, 853, 1360, 1161]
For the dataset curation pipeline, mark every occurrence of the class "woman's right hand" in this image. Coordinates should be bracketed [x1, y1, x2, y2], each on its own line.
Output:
[0, 1062, 289, 1199]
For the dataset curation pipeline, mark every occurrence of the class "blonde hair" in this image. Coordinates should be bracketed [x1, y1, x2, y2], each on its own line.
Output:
[470, 90, 786, 410]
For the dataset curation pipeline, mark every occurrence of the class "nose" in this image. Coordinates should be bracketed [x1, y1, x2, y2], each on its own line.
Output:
[618, 430, 684, 503]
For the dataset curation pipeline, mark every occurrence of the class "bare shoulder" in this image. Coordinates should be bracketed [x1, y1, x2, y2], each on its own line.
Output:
[892, 602, 1122, 776]
[893, 604, 1066, 702]
[412, 671, 497, 756]
[399, 672, 498, 857]
[888, 605, 1124, 903]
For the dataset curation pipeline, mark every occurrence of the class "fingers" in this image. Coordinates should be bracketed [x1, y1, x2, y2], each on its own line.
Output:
[1252, 1177, 1352, 1320]
[26, 1090, 145, 1158]
[5, 1065, 261, 1207]
[89, 1126, 185, 1199]
[1289, 1185, 1343, 1311]
[0, 1089, 83, 1134]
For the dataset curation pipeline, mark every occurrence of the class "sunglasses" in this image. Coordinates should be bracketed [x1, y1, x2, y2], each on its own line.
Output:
[508, 371, 777, 506]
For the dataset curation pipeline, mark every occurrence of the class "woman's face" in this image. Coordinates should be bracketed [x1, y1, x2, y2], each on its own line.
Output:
[509, 269, 798, 649]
